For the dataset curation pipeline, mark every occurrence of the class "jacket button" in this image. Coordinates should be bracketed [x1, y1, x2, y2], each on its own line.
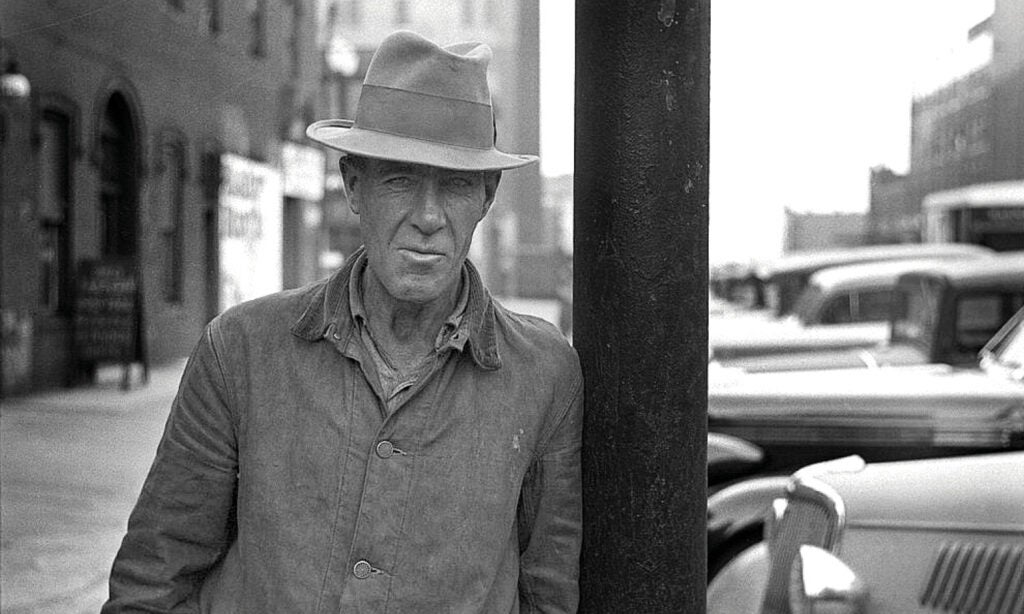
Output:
[376, 440, 394, 459]
[353, 560, 372, 579]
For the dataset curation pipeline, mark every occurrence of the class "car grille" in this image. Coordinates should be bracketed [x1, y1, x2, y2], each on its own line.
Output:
[761, 477, 845, 614]
[919, 541, 1024, 614]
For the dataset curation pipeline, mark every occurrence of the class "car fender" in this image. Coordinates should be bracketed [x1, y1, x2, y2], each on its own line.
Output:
[707, 432, 765, 485]
[707, 475, 789, 560]
[707, 542, 768, 614]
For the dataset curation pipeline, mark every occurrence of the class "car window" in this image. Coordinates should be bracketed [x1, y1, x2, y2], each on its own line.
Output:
[820, 294, 853, 324]
[853, 289, 894, 322]
[793, 285, 825, 324]
[954, 293, 1015, 358]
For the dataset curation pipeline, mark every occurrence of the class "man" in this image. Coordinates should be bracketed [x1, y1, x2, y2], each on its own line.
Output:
[103, 30, 583, 613]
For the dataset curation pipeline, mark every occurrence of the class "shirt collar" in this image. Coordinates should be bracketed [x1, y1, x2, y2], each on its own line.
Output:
[290, 246, 501, 370]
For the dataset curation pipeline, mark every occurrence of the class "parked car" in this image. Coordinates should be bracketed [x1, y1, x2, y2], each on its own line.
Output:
[719, 251, 1024, 372]
[710, 247, 995, 363]
[706, 304, 1024, 579]
[792, 256, 992, 326]
[707, 451, 1024, 613]
[754, 243, 994, 318]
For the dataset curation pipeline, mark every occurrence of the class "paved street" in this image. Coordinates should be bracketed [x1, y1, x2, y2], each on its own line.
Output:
[1, 361, 185, 613]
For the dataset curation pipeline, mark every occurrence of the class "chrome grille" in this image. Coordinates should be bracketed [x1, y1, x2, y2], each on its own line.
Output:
[761, 478, 845, 614]
[920, 542, 1024, 614]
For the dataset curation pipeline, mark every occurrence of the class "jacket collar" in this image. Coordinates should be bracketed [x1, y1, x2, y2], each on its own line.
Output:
[290, 247, 502, 370]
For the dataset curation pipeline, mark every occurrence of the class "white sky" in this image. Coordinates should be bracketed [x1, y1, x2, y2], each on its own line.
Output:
[539, 1, 994, 265]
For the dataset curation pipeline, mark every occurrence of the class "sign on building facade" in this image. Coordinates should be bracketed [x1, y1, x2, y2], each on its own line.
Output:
[219, 154, 284, 311]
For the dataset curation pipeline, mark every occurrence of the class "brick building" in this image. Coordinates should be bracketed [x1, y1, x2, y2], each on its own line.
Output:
[782, 208, 866, 253]
[1, 1, 326, 395]
[868, 0, 1024, 245]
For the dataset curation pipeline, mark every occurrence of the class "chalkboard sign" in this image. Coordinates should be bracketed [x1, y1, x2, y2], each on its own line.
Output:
[73, 258, 140, 363]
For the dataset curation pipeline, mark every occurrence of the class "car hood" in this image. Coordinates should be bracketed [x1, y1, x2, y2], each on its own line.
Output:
[812, 452, 1024, 529]
[716, 342, 926, 373]
[709, 363, 1024, 419]
[710, 318, 889, 359]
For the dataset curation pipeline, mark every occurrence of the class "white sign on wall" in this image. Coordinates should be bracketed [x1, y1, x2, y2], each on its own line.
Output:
[219, 153, 283, 311]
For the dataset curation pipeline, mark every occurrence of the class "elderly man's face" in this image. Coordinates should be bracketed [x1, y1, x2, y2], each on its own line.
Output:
[344, 158, 498, 305]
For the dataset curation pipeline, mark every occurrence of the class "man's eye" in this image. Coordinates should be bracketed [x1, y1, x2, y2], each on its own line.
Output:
[445, 176, 475, 189]
[384, 176, 412, 187]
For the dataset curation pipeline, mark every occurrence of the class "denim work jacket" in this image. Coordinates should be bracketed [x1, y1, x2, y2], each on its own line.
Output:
[103, 254, 583, 613]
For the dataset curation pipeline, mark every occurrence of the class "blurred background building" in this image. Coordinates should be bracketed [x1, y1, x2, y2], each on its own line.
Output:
[783, 208, 866, 252]
[1, 0, 558, 396]
[867, 0, 1024, 250]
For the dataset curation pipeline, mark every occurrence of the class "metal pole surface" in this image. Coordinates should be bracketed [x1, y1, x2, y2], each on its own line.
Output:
[574, 1, 709, 612]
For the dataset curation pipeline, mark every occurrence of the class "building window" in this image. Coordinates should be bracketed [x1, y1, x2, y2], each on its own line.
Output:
[206, 0, 221, 34]
[157, 142, 187, 303]
[249, 0, 266, 58]
[99, 94, 139, 258]
[395, 0, 410, 24]
[37, 111, 73, 314]
[462, 0, 475, 26]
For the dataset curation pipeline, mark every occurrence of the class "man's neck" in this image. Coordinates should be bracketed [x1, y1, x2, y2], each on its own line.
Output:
[360, 267, 459, 363]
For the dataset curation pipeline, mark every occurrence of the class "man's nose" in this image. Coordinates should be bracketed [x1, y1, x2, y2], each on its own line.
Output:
[411, 180, 446, 234]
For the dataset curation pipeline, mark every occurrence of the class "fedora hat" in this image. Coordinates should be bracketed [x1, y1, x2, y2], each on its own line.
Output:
[307, 30, 538, 172]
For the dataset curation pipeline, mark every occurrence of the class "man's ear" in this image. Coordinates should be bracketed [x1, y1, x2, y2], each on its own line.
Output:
[481, 170, 502, 217]
[340, 158, 361, 215]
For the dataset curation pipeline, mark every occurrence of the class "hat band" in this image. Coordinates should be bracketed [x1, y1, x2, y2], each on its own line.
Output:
[355, 85, 494, 151]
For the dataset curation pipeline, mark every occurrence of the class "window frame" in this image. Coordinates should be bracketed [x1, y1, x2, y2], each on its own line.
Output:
[36, 109, 75, 316]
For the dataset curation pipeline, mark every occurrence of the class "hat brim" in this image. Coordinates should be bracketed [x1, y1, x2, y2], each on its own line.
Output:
[306, 119, 537, 172]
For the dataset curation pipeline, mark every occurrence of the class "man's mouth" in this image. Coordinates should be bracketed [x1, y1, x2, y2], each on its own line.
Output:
[399, 248, 446, 264]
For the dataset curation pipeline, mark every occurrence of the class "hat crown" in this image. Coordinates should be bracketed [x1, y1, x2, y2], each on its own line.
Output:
[363, 31, 492, 105]
[305, 30, 538, 171]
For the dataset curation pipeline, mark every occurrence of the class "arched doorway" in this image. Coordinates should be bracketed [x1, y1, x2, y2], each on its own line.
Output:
[99, 93, 139, 258]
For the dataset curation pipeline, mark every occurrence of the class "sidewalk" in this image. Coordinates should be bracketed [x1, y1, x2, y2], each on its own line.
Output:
[2, 360, 186, 416]
[1, 360, 186, 614]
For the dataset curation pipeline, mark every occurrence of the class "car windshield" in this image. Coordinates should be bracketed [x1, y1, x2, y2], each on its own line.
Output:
[792, 285, 825, 324]
[954, 293, 1012, 358]
[985, 309, 1024, 371]
[891, 278, 941, 349]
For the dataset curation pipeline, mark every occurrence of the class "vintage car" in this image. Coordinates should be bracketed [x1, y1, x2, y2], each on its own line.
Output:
[706, 304, 1024, 579]
[719, 251, 1024, 372]
[754, 243, 994, 318]
[707, 451, 1024, 613]
[792, 256, 991, 326]
[710, 246, 996, 363]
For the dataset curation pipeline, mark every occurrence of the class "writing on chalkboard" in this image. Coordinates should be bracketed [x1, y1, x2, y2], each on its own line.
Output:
[73, 259, 139, 364]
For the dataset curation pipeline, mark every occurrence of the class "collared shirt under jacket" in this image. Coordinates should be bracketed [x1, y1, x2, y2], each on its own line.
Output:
[102, 251, 584, 613]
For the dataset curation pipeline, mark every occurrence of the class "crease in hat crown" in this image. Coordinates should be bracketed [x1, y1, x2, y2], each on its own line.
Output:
[306, 30, 538, 171]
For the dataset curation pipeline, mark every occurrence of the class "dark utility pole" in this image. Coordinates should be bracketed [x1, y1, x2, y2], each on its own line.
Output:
[575, 1, 709, 612]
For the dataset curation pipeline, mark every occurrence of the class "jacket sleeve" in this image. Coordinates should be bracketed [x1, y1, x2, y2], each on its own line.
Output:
[517, 371, 584, 614]
[102, 321, 239, 613]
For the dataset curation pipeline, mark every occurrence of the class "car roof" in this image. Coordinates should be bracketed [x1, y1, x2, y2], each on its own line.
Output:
[807, 256, 993, 292]
[922, 179, 1024, 210]
[895, 251, 1024, 289]
[758, 243, 995, 280]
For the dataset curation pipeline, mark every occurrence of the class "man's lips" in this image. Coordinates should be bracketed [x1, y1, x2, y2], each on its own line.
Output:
[398, 247, 447, 263]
